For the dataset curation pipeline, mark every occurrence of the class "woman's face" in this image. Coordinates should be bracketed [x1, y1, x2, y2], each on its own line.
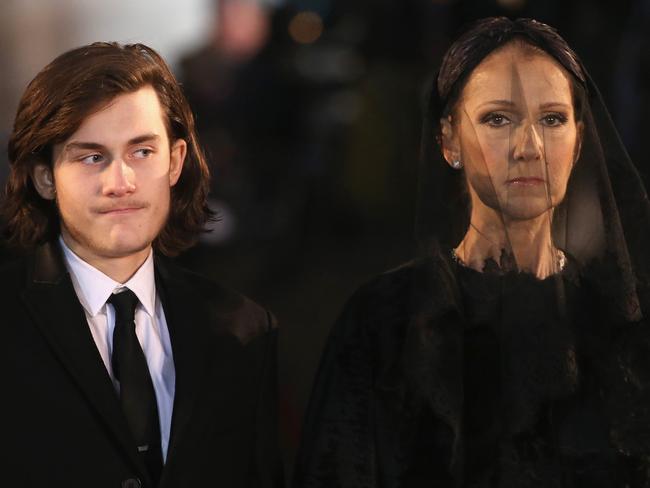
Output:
[443, 43, 581, 221]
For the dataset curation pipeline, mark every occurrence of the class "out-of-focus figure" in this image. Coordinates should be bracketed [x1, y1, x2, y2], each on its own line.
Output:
[181, 0, 309, 247]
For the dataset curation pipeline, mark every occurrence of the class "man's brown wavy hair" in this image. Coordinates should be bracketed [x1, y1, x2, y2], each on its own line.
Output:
[4, 42, 212, 256]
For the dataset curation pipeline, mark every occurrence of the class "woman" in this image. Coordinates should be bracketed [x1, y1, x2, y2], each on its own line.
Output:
[294, 18, 650, 487]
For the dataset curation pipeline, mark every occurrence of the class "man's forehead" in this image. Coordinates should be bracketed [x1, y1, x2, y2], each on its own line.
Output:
[58, 87, 168, 149]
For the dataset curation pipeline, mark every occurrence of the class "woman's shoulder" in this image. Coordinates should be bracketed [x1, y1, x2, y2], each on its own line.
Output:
[345, 258, 429, 311]
[355, 253, 455, 298]
[334, 255, 457, 340]
[352, 260, 418, 304]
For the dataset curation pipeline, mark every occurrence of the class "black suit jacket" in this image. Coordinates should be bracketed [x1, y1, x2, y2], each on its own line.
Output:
[1, 242, 283, 488]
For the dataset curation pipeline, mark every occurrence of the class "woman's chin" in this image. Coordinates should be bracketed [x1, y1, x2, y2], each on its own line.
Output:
[496, 200, 554, 222]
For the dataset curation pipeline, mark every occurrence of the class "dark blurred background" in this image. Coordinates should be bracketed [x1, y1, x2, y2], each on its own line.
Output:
[2, 0, 648, 481]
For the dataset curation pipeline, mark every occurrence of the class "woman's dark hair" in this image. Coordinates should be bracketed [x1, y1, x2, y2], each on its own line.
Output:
[4, 42, 213, 256]
[435, 17, 587, 125]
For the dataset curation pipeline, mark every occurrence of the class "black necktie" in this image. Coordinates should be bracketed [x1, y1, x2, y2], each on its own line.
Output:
[109, 289, 163, 485]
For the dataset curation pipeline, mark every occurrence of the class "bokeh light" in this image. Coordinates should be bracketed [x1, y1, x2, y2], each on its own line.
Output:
[288, 11, 324, 45]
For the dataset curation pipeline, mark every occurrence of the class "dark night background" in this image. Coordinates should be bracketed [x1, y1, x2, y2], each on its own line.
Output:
[2, 0, 649, 480]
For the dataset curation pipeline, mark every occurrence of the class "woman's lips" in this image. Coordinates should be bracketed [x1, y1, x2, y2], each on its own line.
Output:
[506, 177, 545, 187]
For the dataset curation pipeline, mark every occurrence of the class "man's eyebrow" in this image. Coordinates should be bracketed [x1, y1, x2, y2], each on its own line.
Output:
[64, 141, 106, 152]
[128, 133, 161, 145]
[64, 133, 161, 152]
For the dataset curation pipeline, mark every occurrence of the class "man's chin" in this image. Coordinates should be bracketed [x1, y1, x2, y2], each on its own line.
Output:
[61, 218, 161, 262]
[99, 239, 153, 259]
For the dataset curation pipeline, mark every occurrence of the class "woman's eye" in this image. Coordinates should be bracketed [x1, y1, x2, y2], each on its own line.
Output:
[483, 113, 511, 127]
[81, 154, 104, 165]
[541, 113, 567, 127]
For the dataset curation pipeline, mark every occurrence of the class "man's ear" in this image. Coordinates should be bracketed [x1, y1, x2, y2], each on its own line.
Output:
[169, 139, 187, 187]
[32, 164, 56, 200]
[440, 116, 460, 168]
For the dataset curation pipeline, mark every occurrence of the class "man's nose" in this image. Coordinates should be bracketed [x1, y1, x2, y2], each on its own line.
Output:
[102, 159, 136, 196]
[512, 123, 544, 162]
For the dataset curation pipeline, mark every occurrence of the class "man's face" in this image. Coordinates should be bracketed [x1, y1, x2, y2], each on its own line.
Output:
[42, 86, 185, 264]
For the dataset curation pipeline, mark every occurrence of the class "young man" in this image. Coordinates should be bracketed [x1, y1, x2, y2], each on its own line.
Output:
[1, 43, 282, 488]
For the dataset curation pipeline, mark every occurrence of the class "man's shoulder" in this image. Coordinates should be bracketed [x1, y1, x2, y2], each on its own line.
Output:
[155, 256, 277, 344]
[0, 254, 28, 293]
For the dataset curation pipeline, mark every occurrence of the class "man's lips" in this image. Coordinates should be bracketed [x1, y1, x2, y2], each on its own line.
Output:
[506, 177, 546, 187]
[96, 206, 146, 215]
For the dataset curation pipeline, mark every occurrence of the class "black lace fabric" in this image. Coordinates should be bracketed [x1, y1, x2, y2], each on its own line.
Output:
[458, 261, 618, 487]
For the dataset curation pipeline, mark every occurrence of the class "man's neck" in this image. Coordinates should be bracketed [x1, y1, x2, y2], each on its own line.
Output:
[59, 234, 151, 284]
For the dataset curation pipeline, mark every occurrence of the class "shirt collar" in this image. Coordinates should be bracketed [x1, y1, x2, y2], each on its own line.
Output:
[59, 236, 156, 317]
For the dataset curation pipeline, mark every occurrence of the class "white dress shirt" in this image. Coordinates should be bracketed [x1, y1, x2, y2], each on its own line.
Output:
[59, 236, 176, 461]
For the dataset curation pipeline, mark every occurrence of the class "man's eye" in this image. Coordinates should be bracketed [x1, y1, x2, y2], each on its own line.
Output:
[133, 148, 153, 158]
[81, 154, 104, 165]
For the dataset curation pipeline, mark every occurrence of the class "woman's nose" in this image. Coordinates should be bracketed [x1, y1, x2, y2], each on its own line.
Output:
[102, 159, 136, 196]
[512, 123, 544, 162]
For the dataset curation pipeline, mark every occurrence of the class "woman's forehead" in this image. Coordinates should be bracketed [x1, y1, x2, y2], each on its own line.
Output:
[460, 44, 573, 110]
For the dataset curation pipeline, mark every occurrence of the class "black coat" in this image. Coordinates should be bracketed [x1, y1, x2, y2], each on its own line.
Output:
[1, 242, 283, 488]
[293, 256, 650, 487]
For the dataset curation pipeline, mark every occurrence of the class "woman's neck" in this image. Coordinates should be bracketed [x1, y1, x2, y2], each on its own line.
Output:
[454, 202, 560, 279]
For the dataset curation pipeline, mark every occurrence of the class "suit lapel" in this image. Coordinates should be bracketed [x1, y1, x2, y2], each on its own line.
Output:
[155, 259, 208, 464]
[21, 242, 150, 481]
[156, 258, 248, 469]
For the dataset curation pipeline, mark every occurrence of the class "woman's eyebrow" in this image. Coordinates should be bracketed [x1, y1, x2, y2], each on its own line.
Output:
[538, 102, 571, 110]
[475, 100, 571, 111]
[476, 100, 515, 109]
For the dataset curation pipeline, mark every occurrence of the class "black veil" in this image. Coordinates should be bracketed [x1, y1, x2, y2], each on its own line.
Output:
[408, 17, 650, 485]
[415, 23, 650, 321]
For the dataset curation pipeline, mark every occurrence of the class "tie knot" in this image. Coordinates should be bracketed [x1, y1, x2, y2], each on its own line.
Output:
[108, 289, 139, 322]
